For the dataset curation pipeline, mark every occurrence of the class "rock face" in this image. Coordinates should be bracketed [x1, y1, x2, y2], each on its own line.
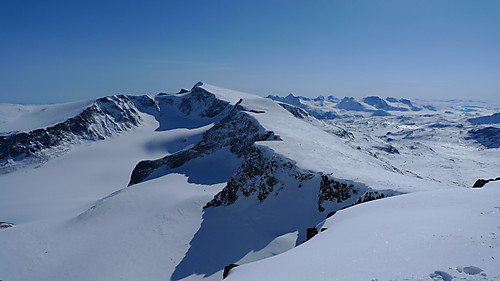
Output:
[204, 147, 316, 208]
[204, 140, 397, 213]
[0, 222, 15, 229]
[128, 88, 281, 186]
[222, 264, 239, 279]
[0, 95, 144, 173]
[473, 177, 500, 188]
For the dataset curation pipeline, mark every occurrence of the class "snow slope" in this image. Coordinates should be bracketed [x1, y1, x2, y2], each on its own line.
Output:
[229, 182, 500, 281]
[0, 107, 228, 281]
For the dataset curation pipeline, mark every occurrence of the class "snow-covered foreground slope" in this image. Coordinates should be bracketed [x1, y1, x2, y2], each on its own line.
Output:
[0, 105, 231, 281]
[229, 182, 500, 281]
[0, 82, 498, 281]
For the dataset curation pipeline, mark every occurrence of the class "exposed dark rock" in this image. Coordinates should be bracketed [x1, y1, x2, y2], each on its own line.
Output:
[306, 227, 318, 241]
[473, 177, 500, 188]
[178, 86, 232, 118]
[473, 179, 488, 188]
[320, 227, 328, 232]
[373, 145, 400, 154]
[277, 103, 311, 119]
[204, 146, 321, 208]
[355, 191, 388, 204]
[0, 222, 14, 229]
[318, 176, 357, 212]
[176, 88, 190, 95]
[129, 90, 281, 186]
[248, 109, 265, 114]
[222, 264, 239, 279]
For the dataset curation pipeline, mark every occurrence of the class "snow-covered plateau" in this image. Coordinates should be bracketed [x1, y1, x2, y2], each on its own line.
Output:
[0, 82, 499, 281]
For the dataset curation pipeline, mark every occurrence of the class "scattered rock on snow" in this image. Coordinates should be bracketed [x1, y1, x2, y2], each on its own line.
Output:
[430, 270, 453, 281]
[223, 264, 239, 279]
[0, 221, 15, 229]
[473, 177, 500, 188]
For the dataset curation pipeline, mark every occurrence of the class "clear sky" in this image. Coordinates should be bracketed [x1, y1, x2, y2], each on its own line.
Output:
[1, 0, 499, 104]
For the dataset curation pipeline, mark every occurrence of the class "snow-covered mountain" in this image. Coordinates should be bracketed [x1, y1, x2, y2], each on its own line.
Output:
[0, 83, 499, 281]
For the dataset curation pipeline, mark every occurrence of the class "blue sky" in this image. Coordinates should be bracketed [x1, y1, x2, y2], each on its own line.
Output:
[1, 0, 499, 103]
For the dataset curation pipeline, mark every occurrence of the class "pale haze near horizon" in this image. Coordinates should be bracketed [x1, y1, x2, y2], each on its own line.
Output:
[1, 0, 499, 104]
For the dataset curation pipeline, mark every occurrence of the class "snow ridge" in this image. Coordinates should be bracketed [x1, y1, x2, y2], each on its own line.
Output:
[0, 95, 144, 173]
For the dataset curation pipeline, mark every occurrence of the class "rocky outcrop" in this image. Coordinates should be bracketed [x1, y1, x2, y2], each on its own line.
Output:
[178, 86, 233, 118]
[306, 227, 319, 241]
[373, 145, 400, 154]
[277, 103, 313, 120]
[222, 264, 239, 279]
[317, 176, 359, 212]
[204, 144, 397, 214]
[0, 222, 14, 229]
[128, 96, 281, 186]
[472, 177, 500, 188]
[0, 95, 143, 172]
[204, 148, 316, 208]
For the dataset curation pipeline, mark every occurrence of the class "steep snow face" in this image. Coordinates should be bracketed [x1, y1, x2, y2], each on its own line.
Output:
[228, 183, 500, 281]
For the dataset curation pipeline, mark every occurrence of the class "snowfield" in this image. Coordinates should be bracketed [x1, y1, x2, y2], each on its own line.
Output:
[0, 99, 93, 134]
[229, 182, 500, 281]
[0, 83, 499, 281]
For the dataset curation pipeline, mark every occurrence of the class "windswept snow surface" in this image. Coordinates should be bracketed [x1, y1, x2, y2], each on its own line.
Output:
[0, 99, 93, 133]
[229, 182, 500, 281]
